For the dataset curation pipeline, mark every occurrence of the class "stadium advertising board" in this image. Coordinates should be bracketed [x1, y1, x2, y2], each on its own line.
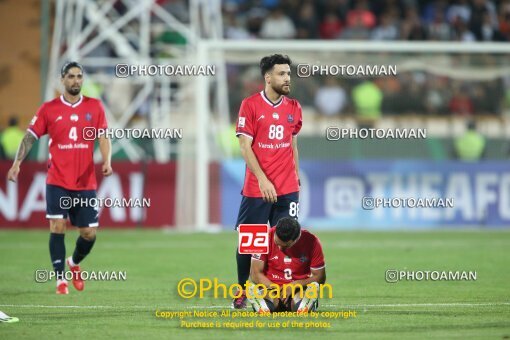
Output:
[0, 162, 176, 228]
[222, 160, 510, 229]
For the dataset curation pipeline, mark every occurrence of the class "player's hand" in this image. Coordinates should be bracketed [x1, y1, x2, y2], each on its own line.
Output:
[7, 164, 20, 182]
[258, 177, 277, 203]
[282, 283, 300, 305]
[102, 163, 113, 176]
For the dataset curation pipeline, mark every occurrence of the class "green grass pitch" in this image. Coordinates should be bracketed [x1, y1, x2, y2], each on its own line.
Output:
[0, 229, 509, 339]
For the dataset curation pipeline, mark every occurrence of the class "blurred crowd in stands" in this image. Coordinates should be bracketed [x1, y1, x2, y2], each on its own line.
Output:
[228, 66, 509, 119]
[222, 0, 510, 41]
[219, 0, 510, 117]
[77, 0, 510, 120]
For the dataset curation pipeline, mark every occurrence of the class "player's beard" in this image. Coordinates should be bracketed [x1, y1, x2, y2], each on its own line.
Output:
[273, 83, 290, 96]
[67, 86, 81, 96]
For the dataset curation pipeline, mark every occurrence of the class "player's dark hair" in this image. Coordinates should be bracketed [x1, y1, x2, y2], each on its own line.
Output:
[260, 54, 292, 77]
[275, 217, 301, 242]
[61, 61, 83, 77]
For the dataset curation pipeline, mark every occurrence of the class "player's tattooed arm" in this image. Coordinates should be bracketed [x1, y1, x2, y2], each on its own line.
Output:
[7, 132, 36, 182]
[15, 132, 36, 162]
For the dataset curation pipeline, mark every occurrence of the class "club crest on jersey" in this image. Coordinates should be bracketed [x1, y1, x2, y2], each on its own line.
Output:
[272, 112, 279, 120]
[86, 113, 92, 121]
[287, 114, 294, 123]
[238, 117, 245, 128]
[284, 256, 292, 263]
[299, 254, 308, 263]
[70, 114, 79, 122]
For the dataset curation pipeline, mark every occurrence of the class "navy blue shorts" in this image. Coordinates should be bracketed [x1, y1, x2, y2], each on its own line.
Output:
[234, 191, 299, 230]
[46, 184, 99, 228]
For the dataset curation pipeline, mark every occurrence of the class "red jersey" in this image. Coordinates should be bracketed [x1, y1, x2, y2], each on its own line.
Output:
[28, 95, 108, 191]
[236, 91, 302, 197]
[252, 227, 325, 286]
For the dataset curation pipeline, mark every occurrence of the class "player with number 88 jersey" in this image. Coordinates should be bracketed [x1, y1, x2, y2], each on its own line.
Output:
[233, 54, 303, 309]
[236, 82, 302, 198]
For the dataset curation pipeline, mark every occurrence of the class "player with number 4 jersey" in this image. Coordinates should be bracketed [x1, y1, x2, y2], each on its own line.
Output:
[7, 62, 112, 295]
[233, 54, 303, 309]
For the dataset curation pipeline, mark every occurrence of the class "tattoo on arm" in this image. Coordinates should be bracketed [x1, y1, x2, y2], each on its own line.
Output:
[15, 133, 36, 162]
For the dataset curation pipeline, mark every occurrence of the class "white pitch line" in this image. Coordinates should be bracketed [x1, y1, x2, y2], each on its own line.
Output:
[322, 302, 510, 308]
[0, 304, 229, 310]
[0, 304, 142, 309]
[1, 302, 509, 310]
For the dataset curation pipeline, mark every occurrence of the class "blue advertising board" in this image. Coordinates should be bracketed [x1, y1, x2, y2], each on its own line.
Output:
[221, 160, 510, 229]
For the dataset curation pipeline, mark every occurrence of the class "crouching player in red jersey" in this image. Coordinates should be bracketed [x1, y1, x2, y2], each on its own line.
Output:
[248, 217, 326, 313]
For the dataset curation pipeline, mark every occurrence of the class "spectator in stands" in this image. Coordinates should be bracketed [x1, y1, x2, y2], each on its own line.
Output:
[446, 0, 471, 25]
[226, 0, 510, 42]
[295, 1, 319, 39]
[454, 120, 486, 161]
[470, 0, 499, 41]
[259, 6, 296, 39]
[319, 13, 343, 39]
[340, 16, 371, 40]
[401, 6, 428, 40]
[1, 116, 25, 160]
[224, 12, 252, 39]
[317, 0, 350, 22]
[380, 76, 402, 115]
[371, 0, 404, 19]
[246, 8, 267, 37]
[424, 76, 450, 115]
[400, 74, 427, 114]
[345, 0, 376, 29]
[453, 18, 476, 41]
[281, 0, 302, 24]
[480, 79, 504, 114]
[497, 2, 510, 40]
[449, 85, 474, 116]
[422, 0, 448, 24]
[479, 11, 499, 40]
[428, 9, 453, 40]
[371, 13, 399, 40]
[314, 76, 347, 119]
[351, 79, 383, 120]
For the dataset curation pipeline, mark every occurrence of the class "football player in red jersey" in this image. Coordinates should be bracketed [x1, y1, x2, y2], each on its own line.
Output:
[249, 217, 326, 313]
[7, 62, 112, 294]
[233, 54, 303, 308]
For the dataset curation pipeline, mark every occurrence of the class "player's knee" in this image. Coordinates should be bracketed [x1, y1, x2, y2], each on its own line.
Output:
[80, 228, 96, 241]
[49, 219, 67, 233]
